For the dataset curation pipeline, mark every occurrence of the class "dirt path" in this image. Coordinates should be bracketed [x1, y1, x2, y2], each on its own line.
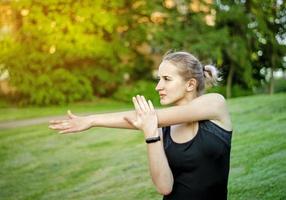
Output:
[0, 115, 67, 130]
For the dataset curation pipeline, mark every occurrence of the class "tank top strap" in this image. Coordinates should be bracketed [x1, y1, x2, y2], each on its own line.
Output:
[200, 120, 232, 148]
[162, 126, 172, 149]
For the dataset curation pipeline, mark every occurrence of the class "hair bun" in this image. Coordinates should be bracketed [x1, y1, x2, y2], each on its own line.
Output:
[203, 64, 221, 87]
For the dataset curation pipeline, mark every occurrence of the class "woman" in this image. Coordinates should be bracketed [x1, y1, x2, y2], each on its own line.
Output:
[49, 51, 232, 200]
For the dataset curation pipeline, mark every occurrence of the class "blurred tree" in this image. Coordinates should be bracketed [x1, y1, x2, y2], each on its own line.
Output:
[146, 0, 286, 98]
[246, 0, 286, 94]
[0, 0, 134, 105]
[147, 0, 236, 97]
[214, 1, 254, 98]
[1, 0, 285, 105]
[2, 0, 120, 104]
[214, 0, 285, 97]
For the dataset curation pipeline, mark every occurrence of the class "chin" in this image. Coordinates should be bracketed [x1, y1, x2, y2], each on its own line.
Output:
[160, 98, 173, 106]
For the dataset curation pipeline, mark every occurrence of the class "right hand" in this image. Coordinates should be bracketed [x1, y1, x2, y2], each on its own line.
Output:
[49, 110, 93, 134]
[124, 95, 159, 138]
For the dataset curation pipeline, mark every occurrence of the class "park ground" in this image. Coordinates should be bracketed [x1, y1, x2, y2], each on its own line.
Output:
[0, 93, 285, 200]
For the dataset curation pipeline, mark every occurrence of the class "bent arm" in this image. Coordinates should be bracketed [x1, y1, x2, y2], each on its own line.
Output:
[89, 93, 228, 129]
[126, 95, 173, 195]
[146, 130, 173, 195]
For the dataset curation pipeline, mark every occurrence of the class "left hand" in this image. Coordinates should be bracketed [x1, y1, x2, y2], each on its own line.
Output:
[124, 95, 158, 138]
[49, 110, 93, 134]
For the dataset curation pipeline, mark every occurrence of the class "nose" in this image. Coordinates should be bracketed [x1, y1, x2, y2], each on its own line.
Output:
[155, 79, 163, 91]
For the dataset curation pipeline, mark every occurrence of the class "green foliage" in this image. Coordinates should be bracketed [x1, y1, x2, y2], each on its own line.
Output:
[0, 0, 285, 105]
[274, 78, 286, 93]
[255, 78, 286, 94]
[112, 80, 160, 105]
[208, 85, 253, 98]
[150, 0, 285, 97]
[1, 0, 132, 105]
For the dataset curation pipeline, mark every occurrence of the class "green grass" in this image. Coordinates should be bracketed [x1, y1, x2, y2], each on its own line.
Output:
[0, 93, 285, 200]
[227, 93, 286, 200]
[0, 98, 133, 122]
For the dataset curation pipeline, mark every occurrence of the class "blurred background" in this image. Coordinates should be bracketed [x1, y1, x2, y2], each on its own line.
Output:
[0, 0, 285, 200]
[0, 0, 285, 106]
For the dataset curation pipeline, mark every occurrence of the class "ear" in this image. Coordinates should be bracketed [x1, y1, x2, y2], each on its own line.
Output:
[186, 78, 197, 92]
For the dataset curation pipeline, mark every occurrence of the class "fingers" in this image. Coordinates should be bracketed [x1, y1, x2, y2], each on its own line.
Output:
[141, 96, 150, 111]
[133, 95, 155, 112]
[49, 123, 71, 130]
[49, 119, 65, 125]
[49, 110, 76, 125]
[134, 95, 153, 112]
[135, 95, 147, 112]
[49, 119, 68, 126]
[59, 128, 77, 134]
[49, 124, 77, 134]
[49, 114, 78, 134]
[132, 96, 142, 113]
[148, 99, 155, 111]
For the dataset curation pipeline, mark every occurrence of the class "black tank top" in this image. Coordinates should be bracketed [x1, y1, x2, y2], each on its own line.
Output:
[162, 120, 232, 200]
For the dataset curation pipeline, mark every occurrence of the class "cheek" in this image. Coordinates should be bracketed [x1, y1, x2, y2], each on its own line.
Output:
[169, 81, 186, 94]
[172, 88, 186, 98]
[164, 82, 186, 100]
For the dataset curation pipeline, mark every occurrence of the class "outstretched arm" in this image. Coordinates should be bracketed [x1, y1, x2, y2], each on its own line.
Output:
[49, 93, 231, 133]
[91, 93, 228, 127]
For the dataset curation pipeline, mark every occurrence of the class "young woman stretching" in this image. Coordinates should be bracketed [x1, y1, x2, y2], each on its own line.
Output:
[49, 51, 233, 200]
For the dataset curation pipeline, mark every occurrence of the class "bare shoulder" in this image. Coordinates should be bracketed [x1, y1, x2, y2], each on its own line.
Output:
[196, 93, 227, 109]
[185, 93, 229, 118]
[198, 93, 226, 104]
[199, 93, 232, 130]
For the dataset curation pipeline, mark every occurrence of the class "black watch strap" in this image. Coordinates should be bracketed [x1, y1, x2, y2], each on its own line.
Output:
[145, 135, 161, 144]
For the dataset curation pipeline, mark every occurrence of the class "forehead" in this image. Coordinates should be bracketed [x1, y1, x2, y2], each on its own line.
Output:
[157, 61, 181, 76]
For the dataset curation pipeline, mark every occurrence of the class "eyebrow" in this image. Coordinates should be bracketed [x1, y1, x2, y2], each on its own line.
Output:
[156, 75, 172, 79]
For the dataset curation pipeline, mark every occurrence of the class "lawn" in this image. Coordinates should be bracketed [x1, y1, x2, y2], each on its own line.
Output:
[0, 93, 285, 200]
[0, 97, 133, 122]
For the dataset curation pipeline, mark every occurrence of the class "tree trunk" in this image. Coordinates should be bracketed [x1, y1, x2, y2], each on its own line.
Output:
[269, 43, 275, 95]
[226, 65, 234, 99]
[269, 66, 274, 95]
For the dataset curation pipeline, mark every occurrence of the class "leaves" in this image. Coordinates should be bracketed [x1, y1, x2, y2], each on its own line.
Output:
[0, 0, 285, 104]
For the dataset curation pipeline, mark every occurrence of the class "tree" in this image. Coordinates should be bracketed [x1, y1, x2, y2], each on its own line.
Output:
[214, 0, 286, 97]
[246, 0, 286, 94]
[0, 0, 135, 105]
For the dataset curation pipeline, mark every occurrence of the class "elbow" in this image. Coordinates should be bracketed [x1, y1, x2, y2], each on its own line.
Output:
[156, 184, 173, 196]
[151, 168, 174, 195]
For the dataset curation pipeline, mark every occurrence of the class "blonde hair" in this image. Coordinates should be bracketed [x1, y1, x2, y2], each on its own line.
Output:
[162, 51, 220, 95]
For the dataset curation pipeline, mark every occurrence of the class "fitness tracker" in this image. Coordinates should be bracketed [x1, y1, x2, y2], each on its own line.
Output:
[145, 135, 161, 144]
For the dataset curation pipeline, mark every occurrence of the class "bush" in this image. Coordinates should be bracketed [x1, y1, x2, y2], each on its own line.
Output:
[207, 85, 226, 97]
[231, 85, 253, 97]
[274, 78, 286, 93]
[254, 78, 286, 94]
[112, 80, 160, 105]
[12, 68, 93, 106]
[207, 84, 253, 98]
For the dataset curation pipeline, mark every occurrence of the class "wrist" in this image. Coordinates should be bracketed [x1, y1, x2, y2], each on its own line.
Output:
[144, 129, 159, 139]
[145, 135, 161, 144]
[145, 130, 161, 144]
[86, 115, 97, 127]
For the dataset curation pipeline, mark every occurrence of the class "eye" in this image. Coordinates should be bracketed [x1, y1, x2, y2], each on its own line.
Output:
[156, 76, 171, 81]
